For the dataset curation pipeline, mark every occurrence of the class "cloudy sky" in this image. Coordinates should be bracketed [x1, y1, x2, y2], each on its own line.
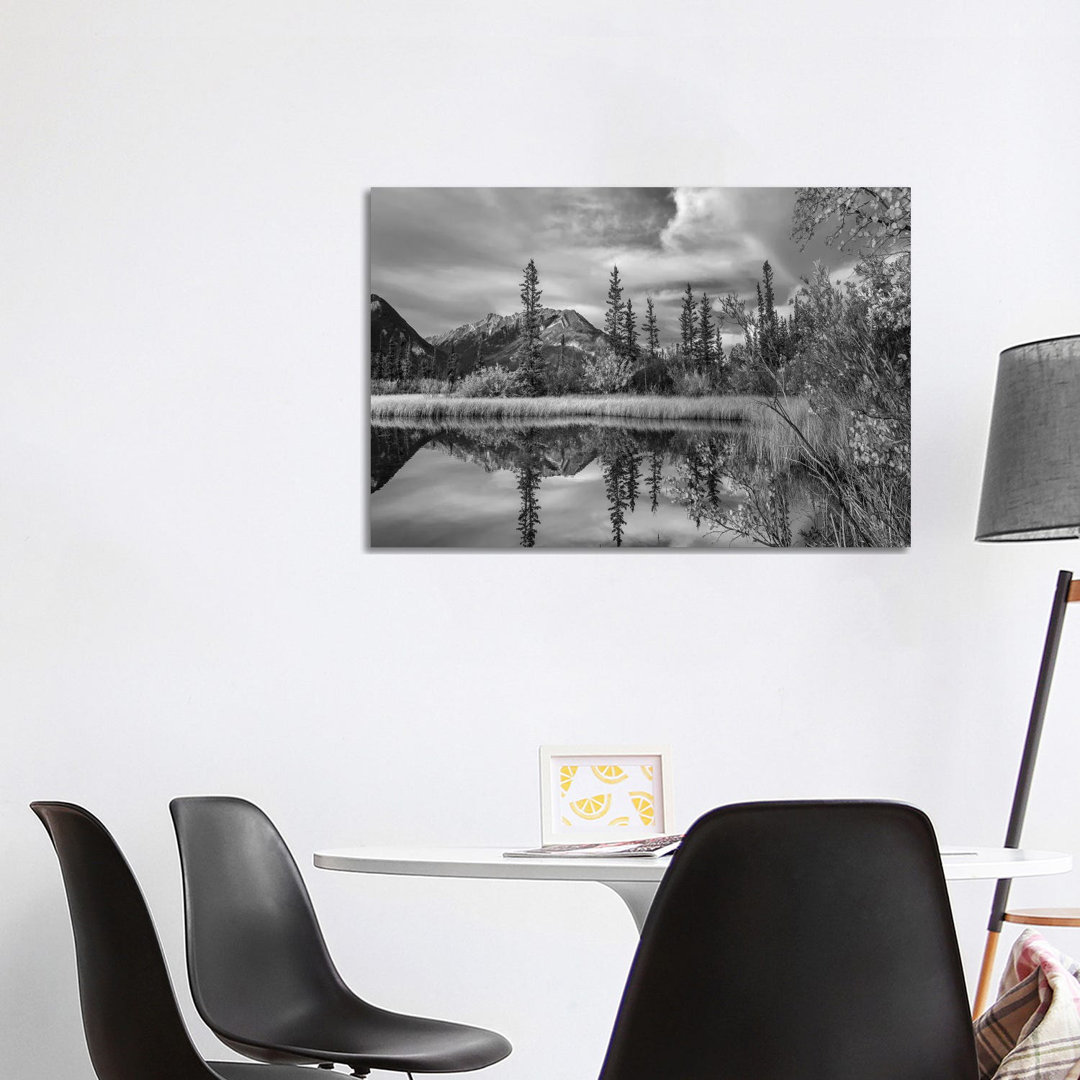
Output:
[370, 187, 858, 342]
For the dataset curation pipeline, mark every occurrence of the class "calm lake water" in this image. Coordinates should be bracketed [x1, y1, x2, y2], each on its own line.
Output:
[370, 417, 813, 549]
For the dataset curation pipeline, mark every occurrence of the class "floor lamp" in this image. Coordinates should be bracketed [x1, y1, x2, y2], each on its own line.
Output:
[972, 334, 1080, 1018]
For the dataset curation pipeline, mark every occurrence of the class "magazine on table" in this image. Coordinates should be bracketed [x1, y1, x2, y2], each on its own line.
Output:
[504, 834, 683, 859]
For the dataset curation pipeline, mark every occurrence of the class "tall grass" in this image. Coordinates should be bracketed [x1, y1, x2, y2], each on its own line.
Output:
[370, 392, 844, 472]
[372, 392, 769, 423]
[731, 406, 842, 472]
[371, 412, 742, 437]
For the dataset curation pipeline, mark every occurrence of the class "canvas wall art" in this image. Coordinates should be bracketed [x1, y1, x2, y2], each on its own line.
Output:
[369, 187, 910, 549]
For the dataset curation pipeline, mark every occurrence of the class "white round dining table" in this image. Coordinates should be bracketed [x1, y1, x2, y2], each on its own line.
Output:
[314, 845, 1073, 934]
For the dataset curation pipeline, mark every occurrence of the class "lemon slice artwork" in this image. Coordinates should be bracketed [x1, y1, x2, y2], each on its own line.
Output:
[630, 791, 655, 827]
[569, 793, 612, 821]
[591, 764, 628, 785]
[609, 816, 630, 827]
[559, 765, 578, 794]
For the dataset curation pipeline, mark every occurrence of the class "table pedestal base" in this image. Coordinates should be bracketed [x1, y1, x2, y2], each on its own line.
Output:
[601, 881, 659, 934]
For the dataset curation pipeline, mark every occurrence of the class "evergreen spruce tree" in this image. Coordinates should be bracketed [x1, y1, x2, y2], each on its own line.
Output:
[517, 258, 546, 395]
[757, 260, 779, 370]
[643, 297, 660, 359]
[604, 265, 625, 357]
[761, 260, 778, 328]
[697, 292, 715, 372]
[679, 283, 696, 363]
[787, 295, 805, 366]
[448, 346, 458, 391]
[756, 278, 773, 362]
[623, 298, 638, 361]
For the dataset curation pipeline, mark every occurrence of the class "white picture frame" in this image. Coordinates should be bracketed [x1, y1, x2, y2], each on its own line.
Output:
[538, 745, 673, 845]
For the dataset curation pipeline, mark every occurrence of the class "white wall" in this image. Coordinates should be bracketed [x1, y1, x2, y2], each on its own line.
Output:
[5, 2, 1080, 1076]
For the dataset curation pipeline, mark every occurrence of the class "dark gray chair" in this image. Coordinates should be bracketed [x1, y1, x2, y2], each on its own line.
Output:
[598, 800, 979, 1080]
[170, 796, 511, 1078]
[31, 801, 316, 1080]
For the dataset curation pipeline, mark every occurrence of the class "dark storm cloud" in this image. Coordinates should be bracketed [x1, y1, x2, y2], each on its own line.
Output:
[529, 187, 676, 250]
[371, 187, 861, 341]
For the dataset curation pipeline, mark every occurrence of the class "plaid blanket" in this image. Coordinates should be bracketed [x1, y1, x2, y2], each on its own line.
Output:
[975, 929, 1080, 1079]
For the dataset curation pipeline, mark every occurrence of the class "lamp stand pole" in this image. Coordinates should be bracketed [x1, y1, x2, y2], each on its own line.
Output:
[972, 569, 1076, 1018]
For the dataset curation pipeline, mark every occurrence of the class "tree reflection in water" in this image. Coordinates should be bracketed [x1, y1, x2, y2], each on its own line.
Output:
[370, 416, 852, 548]
[597, 430, 645, 546]
[647, 451, 663, 514]
[673, 446, 795, 548]
[515, 459, 542, 547]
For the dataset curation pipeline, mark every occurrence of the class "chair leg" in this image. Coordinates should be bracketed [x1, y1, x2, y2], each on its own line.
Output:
[972, 928, 1001, 1019]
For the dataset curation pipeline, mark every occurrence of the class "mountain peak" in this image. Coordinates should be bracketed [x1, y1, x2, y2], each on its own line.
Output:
[430, 307, 600, 345]
[369, 294, 434, 360]
[425, 306, 607, 373]
[371, 293, 610, 377]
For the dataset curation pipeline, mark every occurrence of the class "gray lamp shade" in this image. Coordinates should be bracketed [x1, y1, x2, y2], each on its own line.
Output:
[976, 335, 1080, 541]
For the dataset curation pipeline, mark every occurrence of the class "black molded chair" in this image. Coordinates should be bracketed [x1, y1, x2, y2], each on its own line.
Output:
[31, 801, 316, 1080]
[169, 796, 511, 1077]
[598, 800, 979, 1080]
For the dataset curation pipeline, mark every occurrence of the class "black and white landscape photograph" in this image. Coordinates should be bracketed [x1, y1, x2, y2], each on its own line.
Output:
[369, 187, 911, 549]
